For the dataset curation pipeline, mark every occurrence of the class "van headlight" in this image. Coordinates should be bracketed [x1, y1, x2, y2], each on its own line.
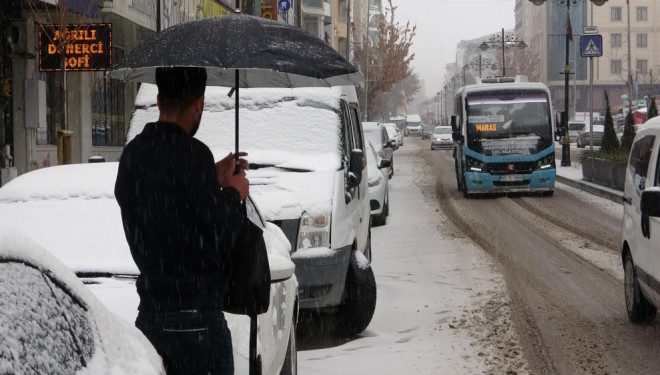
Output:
[368, 175, 382, 187]
[297, 212, 331, 251]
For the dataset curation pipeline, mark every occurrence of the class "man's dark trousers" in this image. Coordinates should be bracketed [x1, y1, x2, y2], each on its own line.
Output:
[136, 311, 234, 375]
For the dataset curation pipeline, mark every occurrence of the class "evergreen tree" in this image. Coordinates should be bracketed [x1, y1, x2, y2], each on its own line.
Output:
[620, 111, 636, 153]
[649, 96, 658, 119]
[600, 92, 620, 153]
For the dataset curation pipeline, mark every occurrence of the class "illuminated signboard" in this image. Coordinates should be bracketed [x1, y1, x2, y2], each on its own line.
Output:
[474, 123, 497, 132]
[38, 24, 112, 72]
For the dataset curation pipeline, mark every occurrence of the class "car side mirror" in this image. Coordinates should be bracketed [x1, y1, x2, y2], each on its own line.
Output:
[641, 188, 660, 217]
[378, 159, 392, 169]
[269, 255, 296, 283]
[348, 149, 364, 188]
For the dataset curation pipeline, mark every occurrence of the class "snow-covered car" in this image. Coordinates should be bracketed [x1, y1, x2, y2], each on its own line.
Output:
[130, 84, 376, 338]
[383, 122, 403, 148]
[363, 121, 395, 179]
[366, 140, 391, 226]
[621, 118, 660, 324]
[421, 124, 435, 139]
[430, 126, 454, 150]
[0, 227, 165, 375]
[0, 163, 298, 375]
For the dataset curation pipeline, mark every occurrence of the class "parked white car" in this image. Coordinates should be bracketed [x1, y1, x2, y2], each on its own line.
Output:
[383, 122, 402, 149]
[0, 227, 165, 375]
[621, 117, 660, 324]
[367, 139, 391, 226]
[0, 163, 298, 375]
[130, 84, 376, 337]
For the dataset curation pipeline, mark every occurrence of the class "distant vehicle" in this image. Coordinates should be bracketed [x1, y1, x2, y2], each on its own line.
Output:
[568, 121, 586, 143]
[421, 124, 435, 139]
[363, 121, 395, 178]
[0, 227, 166, 375]
[383, 122, 402, 149]
[406, 114, 423, 136]
[390, 116, 406, 134]
[366, 140, 391, 226]
[452, 77, 556, 197]
[430, 126, 454, 150]
[621, 117, 660, 324]
[576, 124, 604, 148]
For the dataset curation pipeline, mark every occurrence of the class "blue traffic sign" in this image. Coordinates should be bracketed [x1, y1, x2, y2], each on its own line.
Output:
[278, 0, 291, 12]
[580, 34, 603, 58]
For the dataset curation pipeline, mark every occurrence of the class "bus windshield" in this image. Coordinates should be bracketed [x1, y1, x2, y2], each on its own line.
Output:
[465, 90, 552, 156]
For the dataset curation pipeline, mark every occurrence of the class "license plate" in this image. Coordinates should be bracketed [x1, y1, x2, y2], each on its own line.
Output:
[500, 175, 524, 182]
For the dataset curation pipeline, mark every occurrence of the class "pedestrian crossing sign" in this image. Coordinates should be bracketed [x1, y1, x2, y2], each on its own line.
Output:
[580, 35, 603, 58]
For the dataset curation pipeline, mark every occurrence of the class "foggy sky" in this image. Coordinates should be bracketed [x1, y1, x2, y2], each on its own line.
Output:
[389, 0, 516, 99]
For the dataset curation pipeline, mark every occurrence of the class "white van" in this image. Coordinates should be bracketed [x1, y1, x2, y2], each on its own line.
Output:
[621, 116, 660, 323]
[406, 114, 423, 136]
[129, 85, 376, 336]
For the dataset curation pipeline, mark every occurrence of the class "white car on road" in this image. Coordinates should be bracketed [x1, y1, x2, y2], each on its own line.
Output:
[367, 140, 391, 226]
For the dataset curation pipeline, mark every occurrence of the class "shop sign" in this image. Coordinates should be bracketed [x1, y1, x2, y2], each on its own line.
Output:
[38, 23, 112, 72]
[261, 0, 278, 20]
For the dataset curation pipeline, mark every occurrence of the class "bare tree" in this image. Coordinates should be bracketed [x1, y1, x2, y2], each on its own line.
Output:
[354, 0, 415, 120]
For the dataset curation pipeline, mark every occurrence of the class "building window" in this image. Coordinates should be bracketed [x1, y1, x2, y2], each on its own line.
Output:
[90, 48, 126, 147]
[637, 59, 648, 74]
[611, 33, 622, 48]
[637, 33, 648, 48]
[611, 60, 622, 74]
[611, 7, 622, 21]
[637, 7, 648, 21]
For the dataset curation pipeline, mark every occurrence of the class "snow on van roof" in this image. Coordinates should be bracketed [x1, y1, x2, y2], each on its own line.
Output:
[407, 114, 421, 122]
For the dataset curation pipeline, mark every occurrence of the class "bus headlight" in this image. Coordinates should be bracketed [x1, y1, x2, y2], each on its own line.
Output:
[537, 153, 556, 170]
[466, 156, 485, 172]
[297, 212, 331, 251]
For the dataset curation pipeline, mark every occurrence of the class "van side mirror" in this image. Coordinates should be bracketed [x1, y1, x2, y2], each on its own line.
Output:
[641, 188, 660, 217]
[348, 149, 364, 188]
[450, 115, 458, 132]
[378, 159, 392, 169]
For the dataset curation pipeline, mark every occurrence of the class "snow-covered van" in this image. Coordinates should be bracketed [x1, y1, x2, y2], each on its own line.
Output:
[129, 84, 376, 337]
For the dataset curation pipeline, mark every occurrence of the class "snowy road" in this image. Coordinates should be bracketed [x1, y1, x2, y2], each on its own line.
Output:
[297, 136, 660, 374]
[297, 138, 529, 374]
[420, 138, 660, 375]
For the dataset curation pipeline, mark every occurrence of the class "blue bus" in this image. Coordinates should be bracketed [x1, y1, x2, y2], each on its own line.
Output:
[451, 77, 556, 197]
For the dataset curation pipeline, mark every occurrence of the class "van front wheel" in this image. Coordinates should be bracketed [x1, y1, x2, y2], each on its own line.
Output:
[624, 252, 657, 324]
[335, 252, 377, 337]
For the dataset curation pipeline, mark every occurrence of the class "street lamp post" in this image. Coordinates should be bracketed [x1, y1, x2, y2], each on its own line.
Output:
[528, 0, 608, 167]
[479, 28, 527, 77]
[467, 55, 494, 79]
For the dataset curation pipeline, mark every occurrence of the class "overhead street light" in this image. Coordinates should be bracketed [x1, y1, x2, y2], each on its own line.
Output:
[479, 28, 526, 77]
[528, 0, 608, 167]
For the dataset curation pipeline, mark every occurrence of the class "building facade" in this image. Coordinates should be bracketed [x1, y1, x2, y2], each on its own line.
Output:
[515, 0, 660, 119]
[0, 0, 310, 186]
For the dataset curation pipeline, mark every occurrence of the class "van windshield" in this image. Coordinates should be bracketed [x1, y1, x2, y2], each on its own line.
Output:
[568, 123, 585, 131]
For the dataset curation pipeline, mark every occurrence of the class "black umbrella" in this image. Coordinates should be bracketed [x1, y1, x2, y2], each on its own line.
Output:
[108, 12, 363, 167]
[108, 9, 362, 375]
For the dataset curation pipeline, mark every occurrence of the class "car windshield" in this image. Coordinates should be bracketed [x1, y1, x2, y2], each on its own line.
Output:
[569, 123, 585, 131]
[434, 127, 452, 135]
[466, 90, 553, 156]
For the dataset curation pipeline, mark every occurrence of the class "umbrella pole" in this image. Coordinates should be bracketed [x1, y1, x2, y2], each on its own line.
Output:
[235, 69, 240, 173]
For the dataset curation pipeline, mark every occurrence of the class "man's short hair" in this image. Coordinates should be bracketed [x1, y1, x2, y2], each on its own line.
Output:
[156, 67, 207, 113]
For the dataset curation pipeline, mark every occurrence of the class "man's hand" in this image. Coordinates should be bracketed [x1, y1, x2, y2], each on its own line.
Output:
[216, 152, 249, 201]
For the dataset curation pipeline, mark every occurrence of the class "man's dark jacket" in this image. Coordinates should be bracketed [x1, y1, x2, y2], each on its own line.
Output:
[115, 121, 248, 312]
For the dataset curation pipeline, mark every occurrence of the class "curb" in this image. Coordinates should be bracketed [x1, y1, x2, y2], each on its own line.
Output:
[556, 175, 624, 204]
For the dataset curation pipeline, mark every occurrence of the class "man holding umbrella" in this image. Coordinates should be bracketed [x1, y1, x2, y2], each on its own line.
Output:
[115, 67, 254, 374]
